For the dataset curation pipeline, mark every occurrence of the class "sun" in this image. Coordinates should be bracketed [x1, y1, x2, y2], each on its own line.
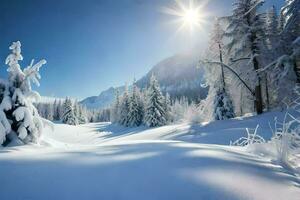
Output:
[161, 0, 207, 33]
[182, 8, 201, 28]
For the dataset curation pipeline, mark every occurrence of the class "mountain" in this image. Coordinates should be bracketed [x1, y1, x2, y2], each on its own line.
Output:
[136, 53, 207, 100]
[80, 53, 208, 109]
[80, 86, 124, 109]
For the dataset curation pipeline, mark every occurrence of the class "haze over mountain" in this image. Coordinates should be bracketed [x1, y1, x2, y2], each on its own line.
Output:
[80, 53, 208, 109]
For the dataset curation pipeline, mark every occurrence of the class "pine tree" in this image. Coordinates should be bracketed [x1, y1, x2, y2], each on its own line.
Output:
[111, 89, 121, 123]
[0, 80, 11, 145]
[213, 89, 235, 120]
[144, 74, 166, 127]
[45, 103, 53, 121]
[262, 1, 299, 107]
[53, 99, 59, 121]
[0, 41, 47, 145]
[225, 0, 266, 114]
[203, 19, 235, 120]
[73, 100, 79, 120]
[78, 104, 87, 124]
[128, 82, 144, 126]
[62, 98, 77, 125]
[280, 0, 300, 54]
[164, 93, 172, 123]
[58, 100, 64, 120]
[265, 6, 280, 59]
[119, 85, 130, 126]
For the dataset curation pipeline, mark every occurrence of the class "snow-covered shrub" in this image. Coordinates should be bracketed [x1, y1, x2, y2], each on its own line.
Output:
[231, 98, 300, 168]
[169, 96, 201, 123]
[182, 102, 202, 123]
[230, 125, 265, 146]
[0, 41, 47, 145]
[269, 112, 300, 166]
[170, 97, 188, 122]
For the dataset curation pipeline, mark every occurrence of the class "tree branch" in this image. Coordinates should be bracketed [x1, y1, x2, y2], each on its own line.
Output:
[229, 57, 251, 63]
[201, 60, 255, 96]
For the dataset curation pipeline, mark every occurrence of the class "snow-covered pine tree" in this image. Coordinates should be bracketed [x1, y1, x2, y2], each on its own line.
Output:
[79, 105, 88, 124]
[128, 81, 144, 126]
[0, 80, 11, 145]
[73, 100, 79, 120]
[280, 0, 300, 55]
[260, 2, 299, 108]
[265, 6, 280, 59]
[144, 74, 166, 127]
[280, 0, 300, 81]
[265, 37, 299, 108]
[225, 0, 266, 114]
[53, 99, 59, 121]
[119, 85, 130, 126]
[111, 89, 121, 123]
[170, 98, 185, 122]
[58, 100, 64, 120]
[213, 89, 235, 120]
[0, 41, 47, 145]
[261, 6, 280, 109]
[72, 100, 86, 124]
[62, 98, 77, 125]
[202, 18, 235, 120]
[44, 103, 53, 121]
[164, 92, 172, 123]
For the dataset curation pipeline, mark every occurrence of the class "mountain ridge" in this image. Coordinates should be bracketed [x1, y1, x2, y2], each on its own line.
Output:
[80, 53, 208, 109]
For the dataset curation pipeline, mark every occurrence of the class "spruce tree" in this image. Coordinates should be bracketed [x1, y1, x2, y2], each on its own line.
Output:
[203, 19, 235, 120]
[164, 93, 172, 123]
[265, 6, 280, 58]
[111, 89, 121, 123]
[225, 0, 266, 114]
[78, 105, 87, 124]
[144, 74, 166, 127]
[280, 0, 300, 53]
[0, 41, 47, 145]
[128, 82, 144, 126]
[62, 98, 77, 125]
[119, 85, 130, 126]
[213, 89, 235, 120]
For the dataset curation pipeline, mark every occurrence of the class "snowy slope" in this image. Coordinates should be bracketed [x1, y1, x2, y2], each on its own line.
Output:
[80, 53, 207, 109]
[0, 111, 300, 200]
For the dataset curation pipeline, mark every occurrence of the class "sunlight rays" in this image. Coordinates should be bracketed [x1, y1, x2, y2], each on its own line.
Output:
[161, 0, 210, 33]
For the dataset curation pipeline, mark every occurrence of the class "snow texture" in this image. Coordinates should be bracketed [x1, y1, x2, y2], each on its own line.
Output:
[0, 111, 300, 200]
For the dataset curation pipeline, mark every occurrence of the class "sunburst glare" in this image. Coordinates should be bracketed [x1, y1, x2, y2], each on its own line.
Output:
[161, 0, 209, 33]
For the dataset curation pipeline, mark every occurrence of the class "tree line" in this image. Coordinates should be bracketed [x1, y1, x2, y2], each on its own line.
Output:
[111, 74, 202, 127]
[35, 98, 111, 125]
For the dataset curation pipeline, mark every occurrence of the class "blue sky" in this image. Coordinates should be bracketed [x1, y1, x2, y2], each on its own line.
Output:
[0, 0, 284, 99]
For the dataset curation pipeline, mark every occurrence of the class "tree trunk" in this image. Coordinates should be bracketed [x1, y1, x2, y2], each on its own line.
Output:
[218, 43, 226, 90]
[253, 57, 263, 114]
[248, 13, 263, 115]
[265, 75, 270, 110]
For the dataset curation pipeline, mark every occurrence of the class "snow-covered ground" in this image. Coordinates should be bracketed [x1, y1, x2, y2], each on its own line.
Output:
[1, 111, 300, 200]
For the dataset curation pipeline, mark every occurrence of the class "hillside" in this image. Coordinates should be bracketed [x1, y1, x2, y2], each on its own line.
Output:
[80, 53, 207, 109]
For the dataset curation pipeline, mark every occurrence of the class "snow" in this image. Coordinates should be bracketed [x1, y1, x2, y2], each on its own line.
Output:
[1, 111, 300, 200]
